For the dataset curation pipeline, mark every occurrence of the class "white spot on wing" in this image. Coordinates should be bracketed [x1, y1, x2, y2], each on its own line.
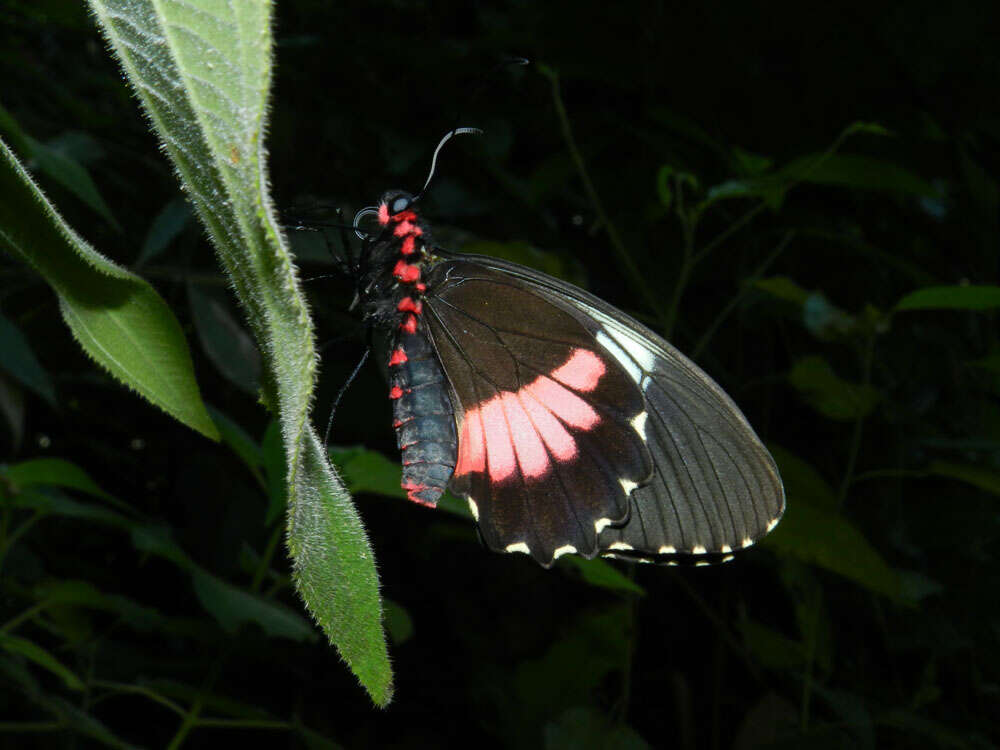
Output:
[722, 554, 735, 563]
[741, 537, 754, 549]
[766, 517, 780, 532]
[620, 478, 638, 495]
[630, 411, 648, 439]
[505, 542, 531, 555]
[604, 324, 656, 372]
[596, 330, 643, 385]
[695, 561, 711, 567]
[720, 544, 732, 554]
[658, 545, 677, 554]
[594, 517, 614, 534]
[609, 542, 633, 551]
[553, 544, 577, 559]
[466, 497, 479, 521]
[692, 545, 707, 555]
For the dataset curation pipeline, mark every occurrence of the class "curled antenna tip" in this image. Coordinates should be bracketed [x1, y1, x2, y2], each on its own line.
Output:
[415, 127, 484, 201]
[353, 206, 380, 239]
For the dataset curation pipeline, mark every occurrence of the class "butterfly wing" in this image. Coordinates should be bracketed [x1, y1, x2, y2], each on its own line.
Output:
[422, 265, 653, 567]
[425, 254, 784, 564]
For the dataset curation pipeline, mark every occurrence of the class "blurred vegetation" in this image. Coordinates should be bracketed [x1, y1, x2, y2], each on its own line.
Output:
[1, 0, 999, 747]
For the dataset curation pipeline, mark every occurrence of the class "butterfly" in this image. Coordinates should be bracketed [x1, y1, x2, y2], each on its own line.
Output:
[347, 130, 784, 568]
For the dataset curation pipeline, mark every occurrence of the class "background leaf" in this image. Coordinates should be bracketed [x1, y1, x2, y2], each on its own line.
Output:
[895, 285, 1000, 311]
[0, 138, 219, 441]
[0, 312, 56, 405]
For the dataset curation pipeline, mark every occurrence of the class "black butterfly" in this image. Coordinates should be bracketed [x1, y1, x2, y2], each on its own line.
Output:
[347, 130, 784, 568]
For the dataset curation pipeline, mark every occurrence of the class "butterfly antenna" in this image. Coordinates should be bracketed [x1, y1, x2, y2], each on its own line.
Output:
[413, 127, 484, 202]
[323, 347, 371, 449]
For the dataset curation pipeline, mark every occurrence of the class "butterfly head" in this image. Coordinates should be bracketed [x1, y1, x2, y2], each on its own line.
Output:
[380, 191, 415, 220]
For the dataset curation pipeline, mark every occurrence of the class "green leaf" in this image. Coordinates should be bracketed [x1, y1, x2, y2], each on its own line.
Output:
[208, 405, 264, 477]
[130, 524, 314, 640]
[0, 633, 85, 691]
[802, 293, 857, 340]
[143, 678, 273, 719]
[780, 153, 939, 197]
[969, 353, 1000, 374]
[753, 276, 811, 306]
[928, 460, 1000, 496]
[558, 556, 646, 596]
[190, 569, 316, 641]
[766, 444, 838, 511]
[136, 197, 192, 266]
[333, 446, 409, 500]
[0, 371, 25, 449]
[34, 579, 165, 632]
[5, 487, 134, 530]
[0, 101, 32, 155]
[3, 457, 115, 503]
[130, 524, 194, 570]
[28, 135, 122, 231]
[732, 146, 773, 176]
[331, 445, 473, 519]
[895, 285, 1000, 312]
[545, 706, 650, 750]
[0, 312, 56, 405]
[88, 0, 389, 702]
[840, 121, 892, 138]
[740, 619, 804, 669]
[41, 697, 140, 750]
[655, 165, 698, 210]
[764, 502, 900, 599]
[789, 356, 880, 421]
[0, 137, 219, 441]
[188, 283, 261, 395]
[383, 599, 414, 645]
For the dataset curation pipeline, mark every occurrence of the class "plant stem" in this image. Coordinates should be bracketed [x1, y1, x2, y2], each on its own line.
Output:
[194, 719, 291, 729]
[692, 231, 794, 359]
[692, 202, 768, 266]
[799, 586, 821, 730]
[166, 698, 204, 750]
[671, 572, 763, 685]
[252, 524, 284, 593]
[0, 599, 51, 634]
[90, 680, 187, 716]
[541, 66, 669, 331]
[838, 334, 876, 507]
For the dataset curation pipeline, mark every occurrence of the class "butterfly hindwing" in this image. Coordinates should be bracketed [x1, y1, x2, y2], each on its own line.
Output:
[422, 265, 653, 566]
[427, 255, 785, 564]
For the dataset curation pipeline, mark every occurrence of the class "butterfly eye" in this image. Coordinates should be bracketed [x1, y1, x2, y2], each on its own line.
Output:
[391, 195, 411, 214]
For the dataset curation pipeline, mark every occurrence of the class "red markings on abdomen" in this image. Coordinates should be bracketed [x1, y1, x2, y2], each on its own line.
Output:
[454, 347, 606, 483]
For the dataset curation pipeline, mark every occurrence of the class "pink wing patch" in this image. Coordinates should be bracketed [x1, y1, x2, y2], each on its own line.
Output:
[454, 348, 606, 483]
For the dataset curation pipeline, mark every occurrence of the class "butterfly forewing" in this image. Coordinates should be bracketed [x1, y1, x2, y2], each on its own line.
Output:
[422, 264, 653, 566]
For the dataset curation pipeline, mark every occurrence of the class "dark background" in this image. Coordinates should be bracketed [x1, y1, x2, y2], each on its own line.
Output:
[1, 0, 998, 747]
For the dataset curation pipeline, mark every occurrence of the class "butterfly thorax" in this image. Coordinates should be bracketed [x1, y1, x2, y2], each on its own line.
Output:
[356, 192, 438, 331]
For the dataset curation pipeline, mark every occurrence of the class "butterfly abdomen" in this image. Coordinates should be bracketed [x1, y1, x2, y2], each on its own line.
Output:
[389, 331, 457, 506]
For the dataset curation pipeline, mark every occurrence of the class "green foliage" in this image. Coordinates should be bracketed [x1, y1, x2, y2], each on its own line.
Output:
[86, 0, 391, 703]
[0, 0, 997, 746]
[0, 139, 218, 441]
